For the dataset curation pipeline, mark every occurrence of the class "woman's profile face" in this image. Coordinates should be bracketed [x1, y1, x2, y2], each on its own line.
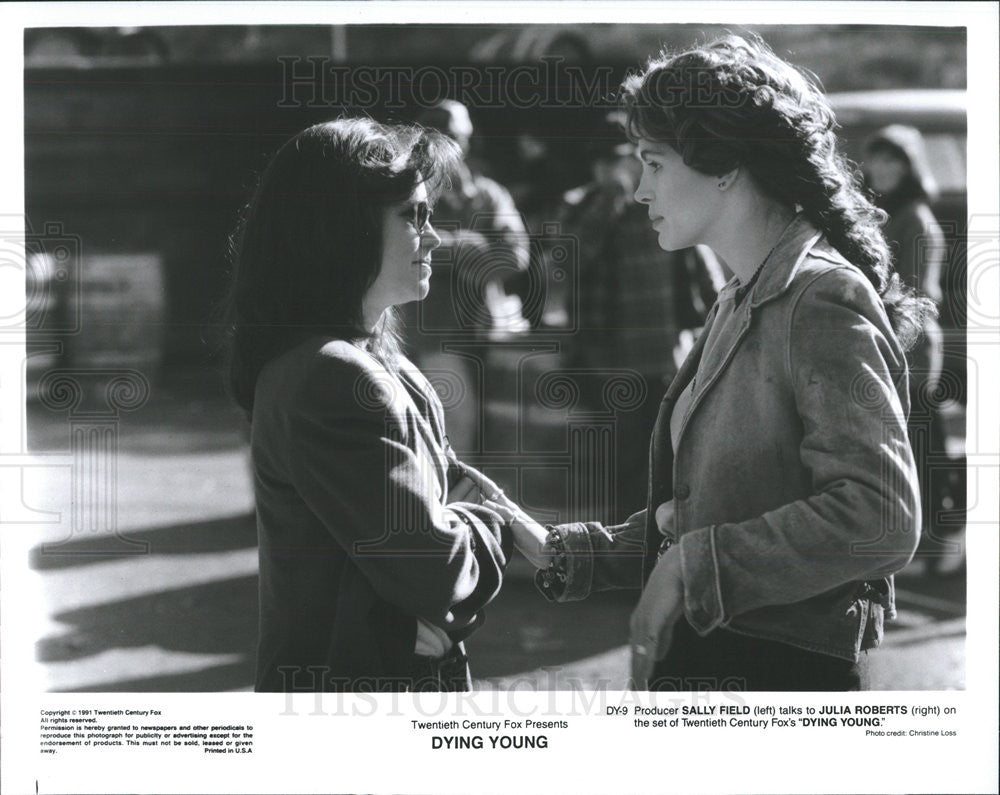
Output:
[633, 139, 722, 251]
[366, 181, 441, 312]
[865, 149, 908, 196]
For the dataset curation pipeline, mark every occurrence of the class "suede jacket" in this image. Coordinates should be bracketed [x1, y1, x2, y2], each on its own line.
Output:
[543, 215, 920, 662]
[251, 338, 511, 691]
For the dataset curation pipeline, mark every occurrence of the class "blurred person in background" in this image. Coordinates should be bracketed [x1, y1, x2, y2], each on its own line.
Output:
[403, 100, 531, 453]
[864, 125, 961, 573]
[225, 118, 516, 692]
[490, 34, 931, 691]
[556, 113, 724, 518]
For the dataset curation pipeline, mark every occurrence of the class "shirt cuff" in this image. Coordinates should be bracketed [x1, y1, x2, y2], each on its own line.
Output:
[533, 522, 593, 603]
[678, 525, 727, 634]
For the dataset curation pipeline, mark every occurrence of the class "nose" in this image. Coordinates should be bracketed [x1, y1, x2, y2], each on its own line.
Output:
[633, 172, 652, 205]
[423, 223, 442, 252]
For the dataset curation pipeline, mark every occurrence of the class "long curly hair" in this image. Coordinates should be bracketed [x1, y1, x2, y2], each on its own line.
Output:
[224, 117, 459, 414]
[620, 33, 935, 350]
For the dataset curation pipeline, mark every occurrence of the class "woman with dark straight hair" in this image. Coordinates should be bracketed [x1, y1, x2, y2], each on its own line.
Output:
[226, 117, 513, 692]
[494, 34, 932, 691]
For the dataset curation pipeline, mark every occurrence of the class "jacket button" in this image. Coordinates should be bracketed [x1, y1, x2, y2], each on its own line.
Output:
[675, 484, 690, 500]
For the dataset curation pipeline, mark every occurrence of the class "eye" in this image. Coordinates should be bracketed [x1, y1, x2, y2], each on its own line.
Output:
[403, 201, 431, 234]
[644, 160, 661, 173]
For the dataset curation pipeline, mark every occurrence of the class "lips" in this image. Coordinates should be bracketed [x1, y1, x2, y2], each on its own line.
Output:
[649, 215, 664, 225]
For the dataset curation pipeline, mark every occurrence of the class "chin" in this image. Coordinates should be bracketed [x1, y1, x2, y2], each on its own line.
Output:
[656, 229, 694, 253]
[655, 232, 678, 252]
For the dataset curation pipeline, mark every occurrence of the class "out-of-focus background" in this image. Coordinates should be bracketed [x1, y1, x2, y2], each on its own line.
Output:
[22, 23, 968, 692]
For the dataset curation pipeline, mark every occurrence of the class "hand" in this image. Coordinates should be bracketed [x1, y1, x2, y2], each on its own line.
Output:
[655, 501, 674, 536]
[629, 549, 685, 690]
[483, 499, 551, 570]
[449, 463, 508, 507]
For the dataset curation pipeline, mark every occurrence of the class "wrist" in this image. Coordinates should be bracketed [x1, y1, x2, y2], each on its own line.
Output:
[534, 527, 565, 583]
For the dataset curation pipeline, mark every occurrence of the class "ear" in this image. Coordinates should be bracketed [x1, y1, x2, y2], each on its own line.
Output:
[716, 167, 740, 191]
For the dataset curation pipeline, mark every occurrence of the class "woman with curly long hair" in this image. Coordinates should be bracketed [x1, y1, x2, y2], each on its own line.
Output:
[226, 118, 513, 692]
[493, 34, 932, 691]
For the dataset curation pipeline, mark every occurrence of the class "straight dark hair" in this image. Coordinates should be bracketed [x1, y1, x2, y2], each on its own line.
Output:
[620, 34, 936, 351]
[224, 117, 459, 414]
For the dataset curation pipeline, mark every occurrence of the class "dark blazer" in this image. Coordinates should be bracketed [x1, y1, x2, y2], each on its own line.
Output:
[250, 337, 511, 691]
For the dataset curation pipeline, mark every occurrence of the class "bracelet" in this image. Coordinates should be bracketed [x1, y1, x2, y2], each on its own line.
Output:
[537, 527, 568, 593]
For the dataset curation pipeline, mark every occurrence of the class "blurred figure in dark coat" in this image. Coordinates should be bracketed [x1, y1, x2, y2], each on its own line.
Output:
[865, 124, 961, 572]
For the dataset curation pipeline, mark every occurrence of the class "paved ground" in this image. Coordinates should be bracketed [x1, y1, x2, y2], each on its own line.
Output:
[22, 366, 966, 693]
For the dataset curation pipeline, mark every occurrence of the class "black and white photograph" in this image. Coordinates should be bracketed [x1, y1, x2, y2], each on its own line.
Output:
[2, 2, 997, 794]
